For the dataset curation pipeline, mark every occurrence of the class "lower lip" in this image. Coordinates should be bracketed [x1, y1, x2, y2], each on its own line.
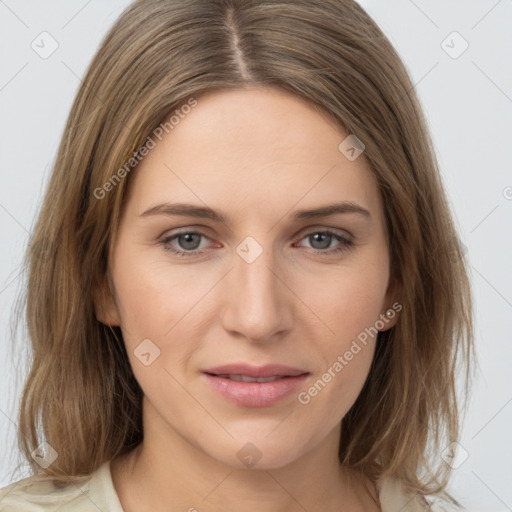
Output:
[202, 373, 309, 408]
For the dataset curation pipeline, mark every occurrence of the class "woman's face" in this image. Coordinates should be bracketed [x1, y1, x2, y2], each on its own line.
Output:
[97, 86, 398, 469]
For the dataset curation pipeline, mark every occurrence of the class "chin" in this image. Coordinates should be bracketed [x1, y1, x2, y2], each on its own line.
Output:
[202, 432, 310, 471]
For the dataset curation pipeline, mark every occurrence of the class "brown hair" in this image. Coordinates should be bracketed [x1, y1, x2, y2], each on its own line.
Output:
[11, 0, 475, 507]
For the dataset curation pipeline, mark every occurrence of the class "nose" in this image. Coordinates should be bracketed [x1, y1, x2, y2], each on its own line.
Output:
[220, 240, 294, 343]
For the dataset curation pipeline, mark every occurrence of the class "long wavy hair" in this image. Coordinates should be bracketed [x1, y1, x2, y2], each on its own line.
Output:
[10, 0, 475, 507]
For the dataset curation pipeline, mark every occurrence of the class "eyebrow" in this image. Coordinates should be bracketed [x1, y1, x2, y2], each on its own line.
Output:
[140, 201, 371, 223]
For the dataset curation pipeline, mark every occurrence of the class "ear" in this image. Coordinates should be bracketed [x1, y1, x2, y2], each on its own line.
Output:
[379, 275, 402, 331]
[93, 275, 121, 327]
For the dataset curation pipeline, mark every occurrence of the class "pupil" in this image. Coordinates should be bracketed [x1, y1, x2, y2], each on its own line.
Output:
[311, 233, 331, 249]
[180, 233, 200, 250]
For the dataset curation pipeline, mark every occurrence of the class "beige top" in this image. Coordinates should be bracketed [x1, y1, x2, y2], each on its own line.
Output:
[0, 460, 428, 511]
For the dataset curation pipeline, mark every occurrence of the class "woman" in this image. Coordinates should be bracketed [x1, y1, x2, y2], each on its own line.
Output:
[0, 0, 474, 510]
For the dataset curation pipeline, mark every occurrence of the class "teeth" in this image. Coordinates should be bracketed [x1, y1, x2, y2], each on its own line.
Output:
[217, 374, 283, 383]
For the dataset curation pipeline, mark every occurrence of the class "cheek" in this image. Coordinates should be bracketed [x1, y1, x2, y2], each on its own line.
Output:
[298, 258, 388, 399]
[304, 258, 389, 343]
[111, 248, 212, 384]
[297, 279, 381, 425]
[112, 260, 194, 403]
[112, 247, 202, 337]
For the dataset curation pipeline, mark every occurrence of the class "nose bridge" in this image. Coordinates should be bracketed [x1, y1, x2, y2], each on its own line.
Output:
[222, 235, 290, 341]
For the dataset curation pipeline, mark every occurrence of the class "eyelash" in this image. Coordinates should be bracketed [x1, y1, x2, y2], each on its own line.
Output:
[159, 229, 354, 257]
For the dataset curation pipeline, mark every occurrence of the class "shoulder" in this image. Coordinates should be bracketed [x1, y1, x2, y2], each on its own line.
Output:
[377, 475, 430, 512]
[0, 461, 123, 512]
[0, 476, 90, 512]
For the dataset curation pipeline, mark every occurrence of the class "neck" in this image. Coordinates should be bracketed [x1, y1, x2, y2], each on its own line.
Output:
[110, 401, 380, 512]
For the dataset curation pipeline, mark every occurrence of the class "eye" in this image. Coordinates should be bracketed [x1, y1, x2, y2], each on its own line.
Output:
[160, 231, 212, 256]
[295, 229, 354, 255]
[159, 228, 355, 257]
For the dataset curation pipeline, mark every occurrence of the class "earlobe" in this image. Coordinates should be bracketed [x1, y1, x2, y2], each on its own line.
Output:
[380, 277, 402, 331]
[380, 307, 400, 330]
[93, 277, 121, 327]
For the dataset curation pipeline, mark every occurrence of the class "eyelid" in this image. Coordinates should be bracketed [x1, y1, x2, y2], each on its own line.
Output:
[159, 224, 353, 240]
[190, 223, 356, 241]
[159, 225, 355, 257]
[298, 225, 353, 238]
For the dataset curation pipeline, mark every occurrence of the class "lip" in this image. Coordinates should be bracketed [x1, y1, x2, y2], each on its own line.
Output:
[202, 364, 309, 408]
[202, 364, 307, 378]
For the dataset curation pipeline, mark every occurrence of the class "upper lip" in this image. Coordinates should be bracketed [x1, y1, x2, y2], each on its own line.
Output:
[203, 364, 309, 378]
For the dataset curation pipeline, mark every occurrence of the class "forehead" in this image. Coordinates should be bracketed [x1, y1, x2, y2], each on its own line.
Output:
[125, 86, 382, 222]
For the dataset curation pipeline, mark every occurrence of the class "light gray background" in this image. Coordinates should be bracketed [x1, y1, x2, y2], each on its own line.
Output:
[1, 1, 511, 511]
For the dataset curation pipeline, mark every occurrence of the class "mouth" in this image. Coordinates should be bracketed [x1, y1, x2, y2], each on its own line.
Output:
[208, 374, 293, 383]
[201, 364, 309, 407]
[202, 363, 308, 379]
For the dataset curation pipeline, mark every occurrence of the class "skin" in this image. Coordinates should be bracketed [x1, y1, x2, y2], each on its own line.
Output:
[96, 86, 400, 512]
